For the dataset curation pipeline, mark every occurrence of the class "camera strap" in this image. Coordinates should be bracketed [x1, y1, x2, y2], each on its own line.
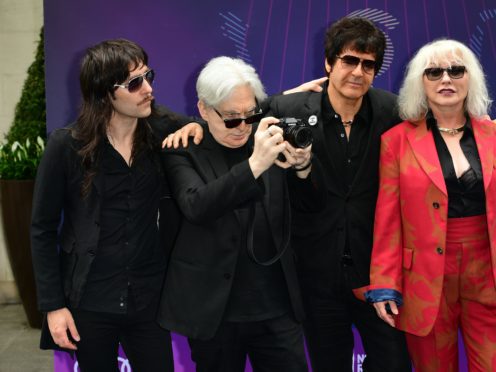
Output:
[246, 203, 289, 266]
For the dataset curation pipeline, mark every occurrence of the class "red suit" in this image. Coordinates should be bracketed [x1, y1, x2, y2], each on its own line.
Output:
[367, 117, 496, 371]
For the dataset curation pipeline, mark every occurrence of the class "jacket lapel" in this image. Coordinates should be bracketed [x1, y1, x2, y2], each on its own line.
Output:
[351, 90, 391, 184]
[304, 92, 326, 151]
[91, 143, 107, 197]
[303, 92, 343, 195]
[201, 129, 249, 228]
[92, 170, 104, 196]
[406, 120, 447, 196]
[261, 168, 288, 253]
[472, 118, 494, 191]
[201, 131, 230, 181]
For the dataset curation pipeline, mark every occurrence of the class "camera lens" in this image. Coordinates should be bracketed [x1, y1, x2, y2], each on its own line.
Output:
[277, 118, 313, 148]
[287, 126, 312, 148]
[294, 127, 312, 148]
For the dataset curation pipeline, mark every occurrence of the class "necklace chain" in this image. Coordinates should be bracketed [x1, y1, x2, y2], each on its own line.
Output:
[437, 125, 465, 136]
[342, 119, 353, 128]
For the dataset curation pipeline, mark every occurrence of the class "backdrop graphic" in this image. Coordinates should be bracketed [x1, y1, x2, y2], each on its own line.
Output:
[43, 0, 495, 370]
[44, 0, 496, 131]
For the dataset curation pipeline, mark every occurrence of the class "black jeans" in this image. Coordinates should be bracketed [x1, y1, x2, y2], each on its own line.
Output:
[301, 265, 411, 372]
[71, 300, 173, 372]
[188, 313, 308, 372]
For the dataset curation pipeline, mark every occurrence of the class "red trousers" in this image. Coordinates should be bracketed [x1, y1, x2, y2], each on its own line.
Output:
[405, 215, 496, 372]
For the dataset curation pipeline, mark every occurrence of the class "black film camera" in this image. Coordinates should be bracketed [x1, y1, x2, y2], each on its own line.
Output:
[277, 118, 313, 148]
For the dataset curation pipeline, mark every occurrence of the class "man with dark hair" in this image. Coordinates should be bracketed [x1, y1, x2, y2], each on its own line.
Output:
[31, 38, 196, 371]
[268, 17, 412, 371]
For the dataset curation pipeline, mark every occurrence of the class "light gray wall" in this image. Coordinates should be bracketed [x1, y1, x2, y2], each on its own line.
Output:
[0, 0, 44, 303]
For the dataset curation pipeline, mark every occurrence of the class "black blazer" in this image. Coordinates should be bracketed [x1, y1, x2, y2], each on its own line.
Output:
[268, 87, 400, 288]
[31, 105, 189, 349]
[157, 130, 306, 340]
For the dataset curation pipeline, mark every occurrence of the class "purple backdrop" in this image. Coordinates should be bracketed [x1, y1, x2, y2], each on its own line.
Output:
[44, 0, 495, 370]
[44, 0, 496, 132]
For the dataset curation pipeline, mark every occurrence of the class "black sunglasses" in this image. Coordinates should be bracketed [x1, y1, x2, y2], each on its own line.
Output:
[213, 107, 264, 128]
[113, 69, 155, 93]
[424, 66, 466, 81]
[336, 55, 377, 74]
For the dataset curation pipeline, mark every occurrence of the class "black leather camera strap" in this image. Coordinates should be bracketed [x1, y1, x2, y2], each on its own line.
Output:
[246, 203, 289, 266]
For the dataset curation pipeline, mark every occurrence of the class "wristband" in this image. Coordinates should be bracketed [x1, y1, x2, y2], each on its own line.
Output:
[293, 161, 312, 172]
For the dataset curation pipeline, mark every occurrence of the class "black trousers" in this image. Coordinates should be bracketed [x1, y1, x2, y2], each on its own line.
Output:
[301, 265, 411, 372]
[71, 300, 173, 372]
[188, 313, 308, 372]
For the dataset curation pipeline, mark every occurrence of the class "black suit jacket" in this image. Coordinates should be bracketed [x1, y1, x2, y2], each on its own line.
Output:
[157, 129, 305, 340]
[31, 104, 190, 350]
[268, 87, 400, 289]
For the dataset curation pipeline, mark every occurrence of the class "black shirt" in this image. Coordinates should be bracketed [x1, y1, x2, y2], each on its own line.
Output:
[429, 113, 486, 218]
[79, 142, 166, 313]
[220, 143, 290, 322]
[321, 84, 372, 194]
[321, 84, 372, 258]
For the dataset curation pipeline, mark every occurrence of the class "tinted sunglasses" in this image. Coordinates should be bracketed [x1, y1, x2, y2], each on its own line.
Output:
[336, 55, 376, 74]
[424, 66, 466, 81]
[213, 107, 264, 128]
[113, 69, 155, 92]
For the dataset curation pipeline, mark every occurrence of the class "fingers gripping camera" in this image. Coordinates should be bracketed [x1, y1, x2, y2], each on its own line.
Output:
[276, 118, 313, 148]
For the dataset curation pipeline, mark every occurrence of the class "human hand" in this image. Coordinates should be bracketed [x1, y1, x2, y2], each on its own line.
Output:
[278, 142, 313, 178]
[249, 117, 287, 178]
[47, 307, 80, 350]
[162, 122, 203, 149]
[372, 300, 398, 327]
[283, 77, 328, 95]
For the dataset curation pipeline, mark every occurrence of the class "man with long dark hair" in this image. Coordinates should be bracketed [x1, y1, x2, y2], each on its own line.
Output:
[31, 39, 192, 371]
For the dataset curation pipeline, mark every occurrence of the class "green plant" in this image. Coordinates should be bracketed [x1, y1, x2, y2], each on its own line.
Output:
[0, 27, 46, 179]
[0, 137, 45, 179]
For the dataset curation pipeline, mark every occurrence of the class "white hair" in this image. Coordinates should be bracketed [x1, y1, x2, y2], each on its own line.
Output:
[398, 39, 491, 120]
[196, 56, 267, 107]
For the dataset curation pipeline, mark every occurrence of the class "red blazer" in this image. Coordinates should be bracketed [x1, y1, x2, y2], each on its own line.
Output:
[367, 117, 496, 337]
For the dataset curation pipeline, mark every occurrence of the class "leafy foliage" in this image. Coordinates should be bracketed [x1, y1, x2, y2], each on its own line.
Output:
[0, 27, 46, 179]
[0, 137, 45, 179]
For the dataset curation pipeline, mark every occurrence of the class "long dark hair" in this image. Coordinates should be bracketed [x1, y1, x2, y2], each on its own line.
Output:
[73, 39, 156, 197]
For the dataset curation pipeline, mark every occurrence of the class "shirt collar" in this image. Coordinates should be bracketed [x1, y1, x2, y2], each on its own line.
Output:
[321, 81, 371, 124]
[426, 110, 472, 133]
